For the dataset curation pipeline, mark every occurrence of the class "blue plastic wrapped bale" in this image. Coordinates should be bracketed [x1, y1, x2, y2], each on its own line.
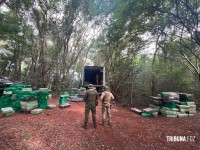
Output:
[179, 93, 194, 101]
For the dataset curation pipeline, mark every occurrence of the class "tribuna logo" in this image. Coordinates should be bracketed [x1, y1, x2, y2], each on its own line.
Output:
[166, 136, 196, 142]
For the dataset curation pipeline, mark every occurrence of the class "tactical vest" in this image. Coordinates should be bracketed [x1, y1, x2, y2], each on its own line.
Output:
[103, 91, 112, 103]
[85, 89, 98, 104]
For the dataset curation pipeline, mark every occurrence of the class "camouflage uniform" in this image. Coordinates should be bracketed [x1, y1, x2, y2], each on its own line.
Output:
[100, 86, 114, 126]
[83, 85, 99, 129]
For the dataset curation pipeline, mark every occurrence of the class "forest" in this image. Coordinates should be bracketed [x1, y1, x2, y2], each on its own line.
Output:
[1, 0, 200, 107]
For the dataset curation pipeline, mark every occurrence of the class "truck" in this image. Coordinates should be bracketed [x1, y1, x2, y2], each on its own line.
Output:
[83, 66, 105, 92]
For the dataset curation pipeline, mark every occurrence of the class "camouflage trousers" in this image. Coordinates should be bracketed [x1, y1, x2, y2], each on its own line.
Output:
[102, 102, 111, 125]
[84, 105, 96, 126]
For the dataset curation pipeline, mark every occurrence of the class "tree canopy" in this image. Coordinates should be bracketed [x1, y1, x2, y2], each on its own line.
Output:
[1, 0, 200, 105]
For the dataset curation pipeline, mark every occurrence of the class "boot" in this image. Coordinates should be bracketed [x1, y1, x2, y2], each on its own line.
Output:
[102, 120, 105, 126]
[108, 122, 112, 127]
[83, 124, 87, 129]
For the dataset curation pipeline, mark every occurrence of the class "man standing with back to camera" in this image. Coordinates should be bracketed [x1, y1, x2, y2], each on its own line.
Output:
[83, 84, 99, 129]
[100, 85, 114, 127]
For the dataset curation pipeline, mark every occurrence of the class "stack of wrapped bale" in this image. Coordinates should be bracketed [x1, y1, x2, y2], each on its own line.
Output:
[19, 87, 39, 112]
[0, 91, 12, 109]
[59, 92, 71, 108]
[130, 108, 143, 115]
[0, 80, 11, 96]
[177, 93, 197, 117]
[37, 88, 50, 109]
[142, 108, 158, 117]
[1, 84, 23, 110]
[149, 94, 163, 109]
[59, 92, 69, 104]
[78, 87, 86, 99]
[69, 88, 79, 102]
[159, 92, 180, 117]
[160, 107, 179, 118]
[160, 92, 180, 108]
[187, 102, 197, 116]
[179, 93, 194, 102]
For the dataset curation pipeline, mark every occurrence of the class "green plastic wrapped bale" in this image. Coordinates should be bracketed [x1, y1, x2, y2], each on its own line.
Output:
[10, 84, 23, 87]
[0, 94, 11, 100]
[4, 87, 16, 92]
[38, 91, 50, 97]
[62, 92, 69, 95]
[141, 113, 152, 118]
[163, 102, 177, 109]
[0, 95, 11, 108]
[160, 92, 179, 100]
[0, 102, 10, 109]
[7, 84, 23, 91]
[59, 97, 67, 105]
[10, 100, 21, 112]
[38, 100, 48, 109]
[13, 107, 21, 112]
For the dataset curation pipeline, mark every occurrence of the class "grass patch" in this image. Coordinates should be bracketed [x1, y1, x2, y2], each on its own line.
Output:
[21, 132, 32, 139]
[0, 125, 5, 129]
[21, 142, 35, 150]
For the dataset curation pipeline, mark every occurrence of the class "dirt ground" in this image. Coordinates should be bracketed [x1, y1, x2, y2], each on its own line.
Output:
[0, 98, 200, 150]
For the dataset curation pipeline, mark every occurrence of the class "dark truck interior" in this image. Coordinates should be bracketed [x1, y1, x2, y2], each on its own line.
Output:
[84, 66, 103, 87]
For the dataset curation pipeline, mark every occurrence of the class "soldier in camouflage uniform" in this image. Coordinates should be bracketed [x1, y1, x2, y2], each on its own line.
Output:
[100, 85, 114, 126]
[83, 84, 99, 129]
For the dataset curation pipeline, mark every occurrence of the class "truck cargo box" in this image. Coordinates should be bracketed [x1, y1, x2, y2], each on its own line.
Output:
[83, 66, 105, 91]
